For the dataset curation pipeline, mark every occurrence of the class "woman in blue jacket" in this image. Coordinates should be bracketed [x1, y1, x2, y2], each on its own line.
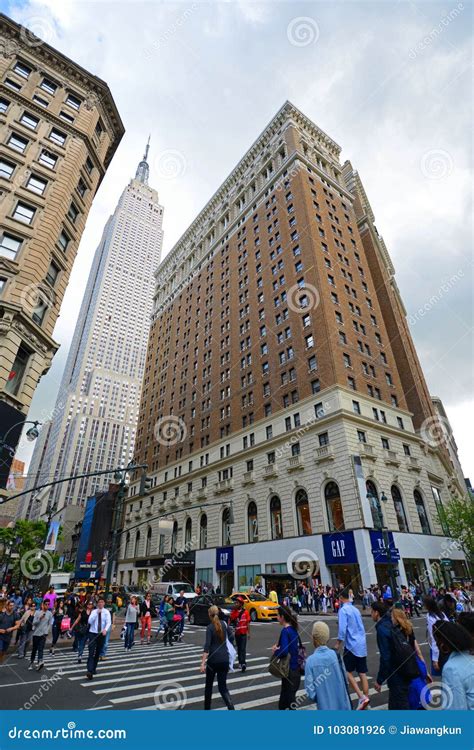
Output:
[272, 606, 301, 709]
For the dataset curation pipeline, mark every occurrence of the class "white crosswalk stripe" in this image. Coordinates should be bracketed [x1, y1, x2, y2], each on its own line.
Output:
[36, 640, 390, 711]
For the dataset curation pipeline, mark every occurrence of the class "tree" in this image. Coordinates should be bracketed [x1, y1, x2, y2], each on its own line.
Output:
[439, 495, 474, 576]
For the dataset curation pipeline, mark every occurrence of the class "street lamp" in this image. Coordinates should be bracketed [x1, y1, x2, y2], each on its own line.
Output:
[0, 420, 42, 451]
[367, 489, 398, 603]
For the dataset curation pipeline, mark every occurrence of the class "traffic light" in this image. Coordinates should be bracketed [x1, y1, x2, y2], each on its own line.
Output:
[139, 473, 153, 496]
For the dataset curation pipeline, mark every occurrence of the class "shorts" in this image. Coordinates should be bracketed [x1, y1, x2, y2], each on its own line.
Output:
[0, 636, 12, 653]
[343, 649, 368, 674]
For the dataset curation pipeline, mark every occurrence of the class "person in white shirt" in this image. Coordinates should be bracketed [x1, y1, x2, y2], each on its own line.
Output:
[86, 597, 111, 680]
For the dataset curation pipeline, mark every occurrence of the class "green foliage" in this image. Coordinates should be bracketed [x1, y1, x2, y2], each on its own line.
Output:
[439, 494, 474, 574]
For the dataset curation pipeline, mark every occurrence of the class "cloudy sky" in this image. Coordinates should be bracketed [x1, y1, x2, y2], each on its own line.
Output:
[4, 0, 473, 478]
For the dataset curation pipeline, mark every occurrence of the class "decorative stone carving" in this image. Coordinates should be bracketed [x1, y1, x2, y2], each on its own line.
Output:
[0, 35, 20, 59]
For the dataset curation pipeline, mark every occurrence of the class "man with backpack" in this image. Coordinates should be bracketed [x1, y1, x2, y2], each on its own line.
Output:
[371, 601, 418, 709]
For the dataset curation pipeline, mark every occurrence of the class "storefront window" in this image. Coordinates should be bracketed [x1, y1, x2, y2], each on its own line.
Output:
[414, 490, 431, 534]
[325, 481, 345, 531]
[366, 480, 381, 528]
[391, 485, 408, 532]
[196, 568, 212, 588]
[199, 514, 207, 549]
[295, 489, 312, 536]
[247, 501, 259, 543]
[270, 495, 283, 539]
[265, 563, 287, 573]
[238, 565, 261, 589]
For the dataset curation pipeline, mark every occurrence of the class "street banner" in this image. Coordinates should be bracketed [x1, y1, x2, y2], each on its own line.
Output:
[44, 520, 60, 551]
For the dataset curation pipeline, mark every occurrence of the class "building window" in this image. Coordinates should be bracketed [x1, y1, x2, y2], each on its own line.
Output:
[0, 97, 10, 113]
[123, 533, 130, 558]
[5, 78, 21, 92]
[397, 417, 404, 429]
[366, 480, 381, 527]
[291, 442, 300, 456]
[4, 344, 31, 395]
[325, 481, 345, 532]
[32, 294, 48, 325]
[49, 128, 66, 146]
[381, 437, 390, 450]
[270, 496, 283, 539]
[247, 501, 259, 543]
[185, 517, 192, 546]
[318, 432, 329, 447]
[26, 174, 47, 195]
[431, 486, 449, 534]
[222, 507, 232, 546]
[58, 230, 70, 251]
[0, 158, 15, 179]
[20, 112, 39, 130]
[13, 201, 35, 225]
[59, 110, 75, 124]
[308, 355, 317, 371]
[0, 232, 22, 260]
[65, 92, 81, 110]
[46, 261, 60, 286]
[8, 133, 28, 153]
[414, 490, 431, 534]
[40, 77, 57, 94]
[14, 61, 32, 79]
[67, 202, 79, 223]
[199, 514, 207, 548]
[32, 94, 48, 107]
[170, 521, 178, 553]
[391, 485, 409, 533]
[85, 156, 94, 175]
[352, 400, 361, 414]
[133, 531, 141, 557]
[403, 444, 411, 456]
[145, 527, 152, 557]
[237, 565, 261, 589]
[357, 429, 367, 443]
[295, 489, 312, 536]
[311, 379, 320, 394]
[38, 149, 57, 169]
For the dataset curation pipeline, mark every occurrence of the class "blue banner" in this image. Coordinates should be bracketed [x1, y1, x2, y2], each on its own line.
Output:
[370, 530, 401, 562]
[0, 711, 471, 749]
[323, 530, 358, 565]
[216, 546, 233, 571]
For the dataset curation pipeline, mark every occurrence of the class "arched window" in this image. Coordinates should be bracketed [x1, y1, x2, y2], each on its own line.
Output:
[145, 527, 152, 557]
[171, 521, 178, 553]
[270, 496, 283, 540]
[391, 486, 408, 532]
[414, 490, 431, 534]
[247, 501, 259, 543]
[222, 508, 232, 546]
[325, 481, 345, 531]
[134, 531, 141, 558]
[185, 517, 192, 547]
[295, 489, 312, 536]
[124, 532, 130, 558]
[199, 514, 207, 549]
[366, 480, 381, 527]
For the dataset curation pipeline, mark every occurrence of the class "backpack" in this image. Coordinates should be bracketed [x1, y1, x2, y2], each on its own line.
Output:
[391, 626, 420, 680]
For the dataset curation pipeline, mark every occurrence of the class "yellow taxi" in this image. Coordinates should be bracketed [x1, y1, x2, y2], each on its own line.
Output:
[230, 592, 279, 622]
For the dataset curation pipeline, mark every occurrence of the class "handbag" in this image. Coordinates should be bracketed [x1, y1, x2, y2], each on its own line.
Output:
[268, 652, 290, 679]
[61, 617, 71, 632]
[226, 637, 237, 672]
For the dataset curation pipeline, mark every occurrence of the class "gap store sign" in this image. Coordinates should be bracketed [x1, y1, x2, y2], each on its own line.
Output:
[323, 530, 358, 566]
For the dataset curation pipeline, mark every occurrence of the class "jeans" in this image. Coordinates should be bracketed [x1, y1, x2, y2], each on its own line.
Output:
[387, 675, 410, 710]
[235, 634, 247, 666]
[17, 630, 33, 658]
[51, 621, 62, 646]
[279, 668, 301, 710]
[76, 633, 88, 659]
[204, 663, 234, 709]
[100, 628, 111, 656]
[87, 632, 105, 675]
[124, 623, 135, 649]
[30, 635, 46, 664]
[163, 621, 176, 645]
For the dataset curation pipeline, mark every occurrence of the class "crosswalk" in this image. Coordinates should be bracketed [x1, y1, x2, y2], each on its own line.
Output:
[39, 628, 389, 711]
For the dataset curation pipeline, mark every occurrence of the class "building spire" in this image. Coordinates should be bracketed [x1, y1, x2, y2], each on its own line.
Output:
[135, 135, 150, 184]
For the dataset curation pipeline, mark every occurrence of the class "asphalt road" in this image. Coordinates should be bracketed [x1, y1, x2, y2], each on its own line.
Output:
[0, 616, 430, 711]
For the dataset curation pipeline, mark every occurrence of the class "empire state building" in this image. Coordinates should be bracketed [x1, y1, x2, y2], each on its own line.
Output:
[25, 143, 164, 528]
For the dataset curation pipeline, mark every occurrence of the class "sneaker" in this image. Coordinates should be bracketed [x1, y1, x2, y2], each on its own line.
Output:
[28, 663, 35, 671]
[86, 672, 93, 680]
[36, 662, 44, 672]
[357, 695, 370, 710]
[241, 664, 247, 672]
[77, 658, 82, 664]
[49, 648, 54, 655]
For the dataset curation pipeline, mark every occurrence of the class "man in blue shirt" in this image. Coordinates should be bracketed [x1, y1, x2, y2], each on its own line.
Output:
[335, 586, 369, 709]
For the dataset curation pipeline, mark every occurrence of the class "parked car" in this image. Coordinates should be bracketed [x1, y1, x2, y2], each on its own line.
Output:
[188, 595, 236, 625]
[230, 592, 279, 622]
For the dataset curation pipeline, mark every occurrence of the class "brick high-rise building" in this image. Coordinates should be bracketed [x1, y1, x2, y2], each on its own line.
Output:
[118, 102, 467, 594]
[0, 13, 124, 489]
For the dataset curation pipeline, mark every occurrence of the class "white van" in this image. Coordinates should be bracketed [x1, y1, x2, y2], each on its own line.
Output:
[151, 582, 196, 602]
